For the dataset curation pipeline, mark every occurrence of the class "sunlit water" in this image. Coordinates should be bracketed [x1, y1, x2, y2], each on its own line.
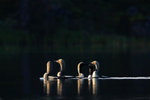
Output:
[1, 52, 150, 100]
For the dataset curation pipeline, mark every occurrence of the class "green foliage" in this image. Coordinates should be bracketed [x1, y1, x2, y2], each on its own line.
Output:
[0, 0, 150, 54]
[0, 27, 150, 55]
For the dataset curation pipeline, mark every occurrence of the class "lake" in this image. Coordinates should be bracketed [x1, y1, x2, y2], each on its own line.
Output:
[0, 52, 150, 100]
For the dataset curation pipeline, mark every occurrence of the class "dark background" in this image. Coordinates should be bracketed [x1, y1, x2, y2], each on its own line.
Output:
[0, 0, 150, 99]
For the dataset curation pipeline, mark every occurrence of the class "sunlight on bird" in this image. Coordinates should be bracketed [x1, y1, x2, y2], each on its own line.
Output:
[43, 61, 51, 80]
[55, 59, 65, 77]
[88, 60, 99, 78]
[77, 62, 85, 78]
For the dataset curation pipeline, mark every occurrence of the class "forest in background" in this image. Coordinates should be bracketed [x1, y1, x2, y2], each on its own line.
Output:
[0, 0, 150, 54]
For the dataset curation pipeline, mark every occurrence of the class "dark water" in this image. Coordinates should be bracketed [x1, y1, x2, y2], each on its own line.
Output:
[0, 52, 150, 100]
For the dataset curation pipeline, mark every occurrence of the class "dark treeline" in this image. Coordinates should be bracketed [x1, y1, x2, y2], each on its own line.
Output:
[1, 0, 150, 37]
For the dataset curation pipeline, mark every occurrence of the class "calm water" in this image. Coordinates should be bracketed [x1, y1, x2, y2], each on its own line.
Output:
[0, 52, 150, 100]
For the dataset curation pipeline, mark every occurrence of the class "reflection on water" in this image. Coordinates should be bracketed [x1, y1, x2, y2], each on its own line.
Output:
[88, 79, 98, 95]
[57, 79, 62, 96]
[92, 79, 98, 95]
[43, 79, 63, 96]
[1, 52, 150, 100]
[42, 78, 99, 97]
[77, 79, 84, 95]
[43, 80, 50, 96]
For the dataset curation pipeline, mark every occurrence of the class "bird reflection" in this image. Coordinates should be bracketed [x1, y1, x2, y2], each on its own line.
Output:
[88, 78, 98, 95]
[43, 80, 51, 96]
[77, 79, 84, 95]
[43, 79, 63, 96]
[88, 79, 92, 91]
[57, 79, 62, 96]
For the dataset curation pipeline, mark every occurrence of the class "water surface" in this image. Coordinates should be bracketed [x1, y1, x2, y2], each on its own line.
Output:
[0, 52, 150, 100]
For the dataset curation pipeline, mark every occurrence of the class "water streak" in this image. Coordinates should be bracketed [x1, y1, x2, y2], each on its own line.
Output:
[98, 77, 150, 80]
[40, 76, 150, 80]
